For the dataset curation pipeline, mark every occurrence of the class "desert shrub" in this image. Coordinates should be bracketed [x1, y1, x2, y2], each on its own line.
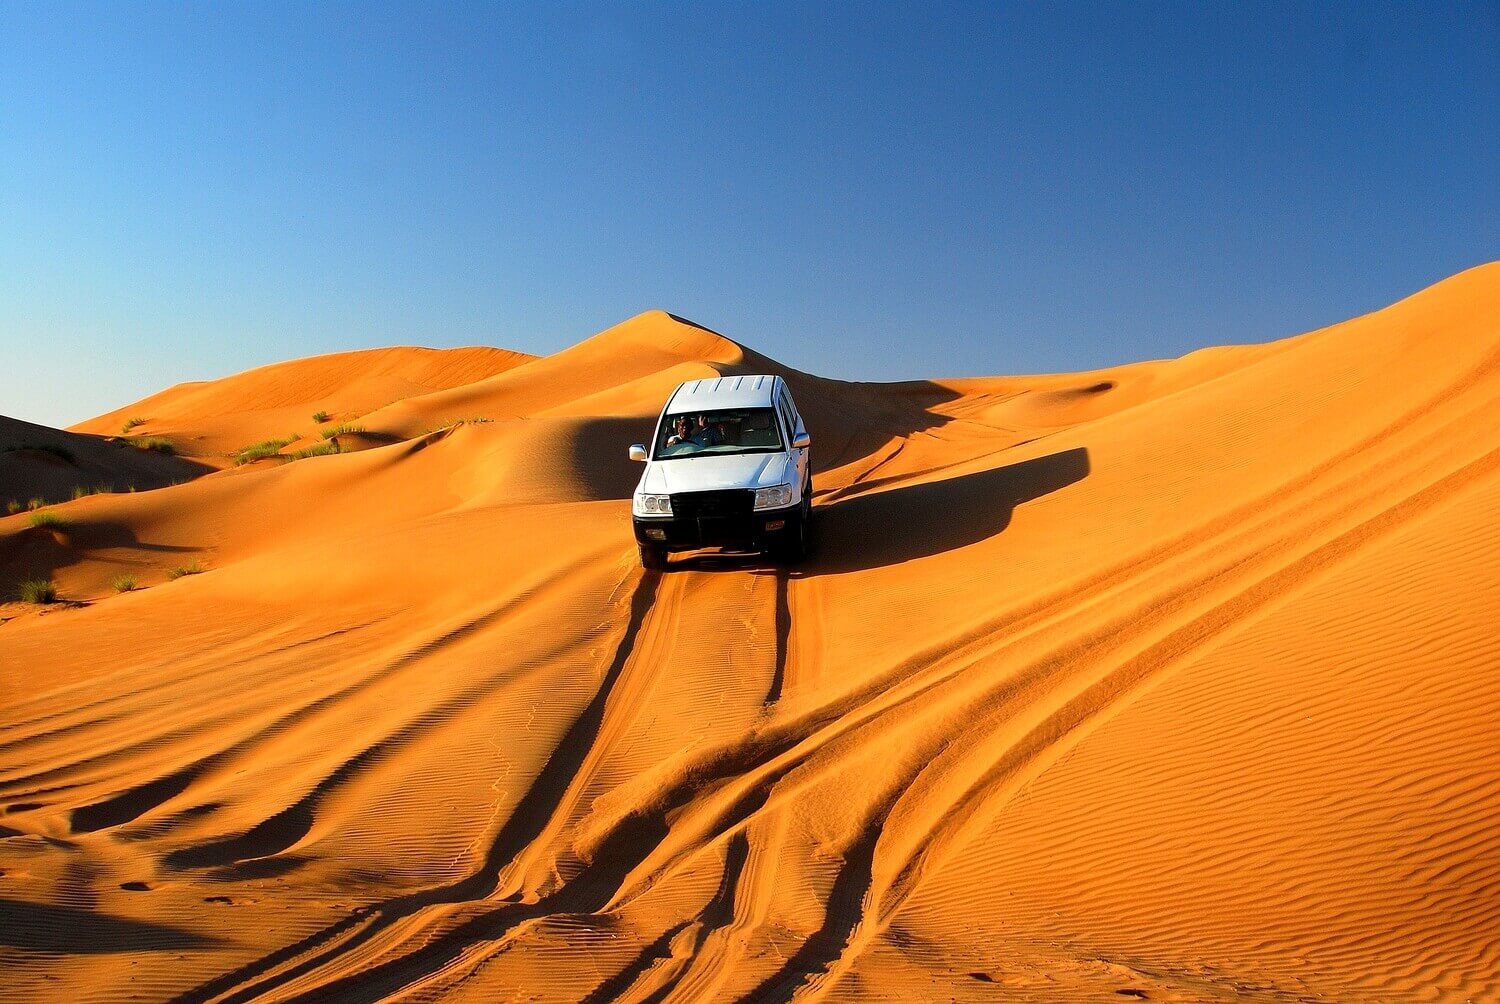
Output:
[28, 512, 65, 529]
[232, 436, 298, 466]
[5, 500, 20, 515]
[433, 417, 494, 432]
[320, 422, 364, 440]
[130, 437, 176, 455]
[312, 410, 330, 423]
[166, 562, 205, 580]
[27, 498, 45, 511]
[289, 442, 340, 460]
[111, 574, 137, 593]
[17, 579, 56, 603]
[121, 416, 148, 434]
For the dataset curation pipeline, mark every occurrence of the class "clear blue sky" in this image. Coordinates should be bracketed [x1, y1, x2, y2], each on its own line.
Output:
[2, 3, 1496, 427]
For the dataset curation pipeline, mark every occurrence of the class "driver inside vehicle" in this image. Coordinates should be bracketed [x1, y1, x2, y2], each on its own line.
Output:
[665, 414, 693, 446]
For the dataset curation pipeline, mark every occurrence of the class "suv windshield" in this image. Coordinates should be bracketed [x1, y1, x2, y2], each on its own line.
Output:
[654, 407, 783, 460]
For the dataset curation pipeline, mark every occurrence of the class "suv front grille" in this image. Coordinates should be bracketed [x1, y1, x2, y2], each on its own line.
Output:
[670, 489, 755, 518]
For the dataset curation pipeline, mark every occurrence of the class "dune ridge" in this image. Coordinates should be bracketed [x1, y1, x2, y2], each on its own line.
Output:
[1, 266, 1498, 1001]
[68, 344, 536, 467]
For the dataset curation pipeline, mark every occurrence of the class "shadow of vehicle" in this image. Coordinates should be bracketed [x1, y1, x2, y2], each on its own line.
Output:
[805, 446, 1089, 575]
[670, 447, 1090, 576]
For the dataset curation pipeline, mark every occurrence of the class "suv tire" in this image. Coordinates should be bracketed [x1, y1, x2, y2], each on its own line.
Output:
[639, 543, 668, 570]
[774, 489, 813, 564]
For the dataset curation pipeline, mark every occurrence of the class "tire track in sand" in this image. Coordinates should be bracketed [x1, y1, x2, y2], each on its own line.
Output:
[786, 449, 1500, 1000]
[573, 372, 1500, 996]
[298, 359, 1500, 1003]
[66, 551, 602, 837]
[305, 564, 792, 1001]
[566, 362, 1500, 916]
[173, 565, 663, 1004]
[167, 327, 1500, 1001]
[245, 560, 794, 1002]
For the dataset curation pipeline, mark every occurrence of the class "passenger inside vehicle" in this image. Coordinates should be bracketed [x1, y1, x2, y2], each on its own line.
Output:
[655, 407, 784, 458]
[693, 414, 724, 446]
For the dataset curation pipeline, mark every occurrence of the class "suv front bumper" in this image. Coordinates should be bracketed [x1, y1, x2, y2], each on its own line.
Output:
[633, 504, 800, 551]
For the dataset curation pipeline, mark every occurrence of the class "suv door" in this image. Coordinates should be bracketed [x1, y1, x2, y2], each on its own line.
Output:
[778, 388, 809, 495]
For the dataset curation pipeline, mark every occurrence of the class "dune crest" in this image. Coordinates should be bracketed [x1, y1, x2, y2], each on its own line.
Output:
[1, 264, 1498, 1001]
[69, 344, 536, 466]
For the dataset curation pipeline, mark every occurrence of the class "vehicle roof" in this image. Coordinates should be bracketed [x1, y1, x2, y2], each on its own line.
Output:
[666, 374, 783, 411]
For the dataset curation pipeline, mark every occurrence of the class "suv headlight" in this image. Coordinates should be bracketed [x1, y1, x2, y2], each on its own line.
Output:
[634, 494, 672, 516]
[753, 484, 792, 510]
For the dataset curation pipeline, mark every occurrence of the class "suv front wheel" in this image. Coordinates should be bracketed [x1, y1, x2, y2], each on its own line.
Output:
[639, 542, 668, 570]
[774, 487, 813, 564]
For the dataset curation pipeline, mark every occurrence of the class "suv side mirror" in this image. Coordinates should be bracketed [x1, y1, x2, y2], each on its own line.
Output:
[791, 431, 811, 450]
[629, 444, 648, 462]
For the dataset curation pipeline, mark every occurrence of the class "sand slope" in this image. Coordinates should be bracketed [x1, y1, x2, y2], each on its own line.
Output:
[1, 414, 211, 510]
[1, 268, 1497, 1002]
[70, 345, 535, 465]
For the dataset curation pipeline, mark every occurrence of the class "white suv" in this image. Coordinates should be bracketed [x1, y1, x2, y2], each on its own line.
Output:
[629, 374, 812, 569]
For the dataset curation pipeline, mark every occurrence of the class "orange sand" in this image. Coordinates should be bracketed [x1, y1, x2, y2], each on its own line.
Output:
[1, 265, 1497, 1002]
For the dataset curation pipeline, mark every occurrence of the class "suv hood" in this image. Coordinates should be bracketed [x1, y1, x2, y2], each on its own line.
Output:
[640, 453, 790, 495]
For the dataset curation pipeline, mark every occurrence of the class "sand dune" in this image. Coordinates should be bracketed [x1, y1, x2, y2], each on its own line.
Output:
[1, 265, 1498, 1002]
[1, 414, 211, 511]
[70, 345, 535, 466]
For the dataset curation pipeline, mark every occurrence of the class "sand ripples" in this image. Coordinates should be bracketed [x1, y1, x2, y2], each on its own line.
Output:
[3, 272, 1499, 1001]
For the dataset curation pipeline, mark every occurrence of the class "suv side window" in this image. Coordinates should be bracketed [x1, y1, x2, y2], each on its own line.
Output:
[777, 391, 797, 442]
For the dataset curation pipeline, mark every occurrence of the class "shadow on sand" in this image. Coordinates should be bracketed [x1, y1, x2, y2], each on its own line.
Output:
[0, 898, 220, 952]
[670, 446, 1089, 706]
[671, 446, 1090, 576]
[0, 520, 198, 592]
